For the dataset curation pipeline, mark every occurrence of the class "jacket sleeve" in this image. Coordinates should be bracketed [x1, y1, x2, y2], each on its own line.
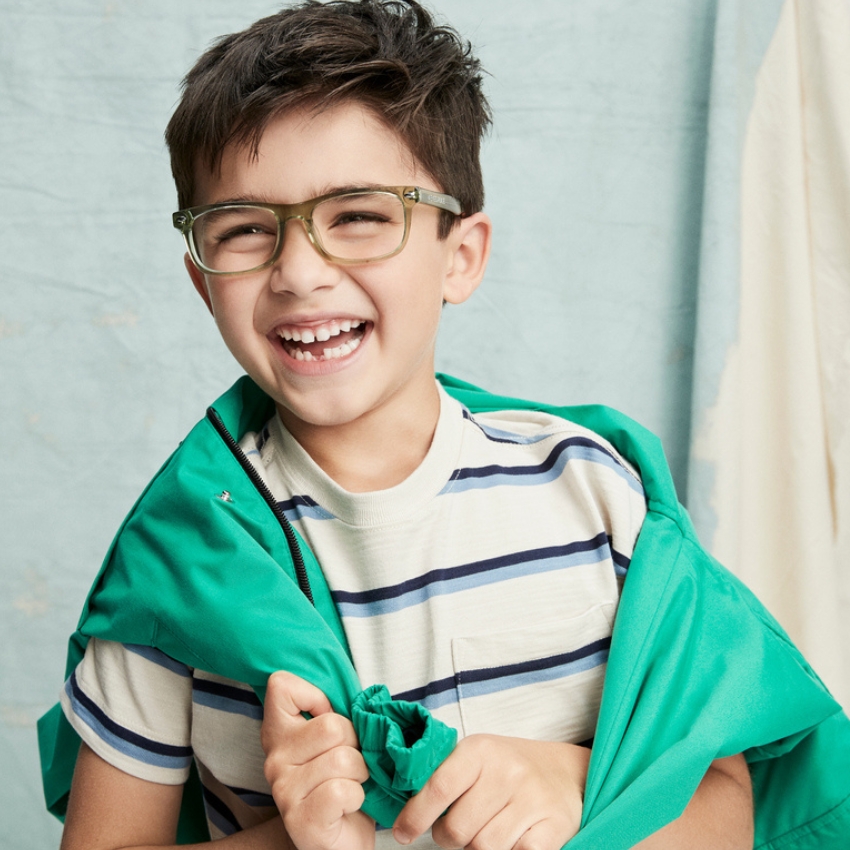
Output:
[573, 504, 850, 850]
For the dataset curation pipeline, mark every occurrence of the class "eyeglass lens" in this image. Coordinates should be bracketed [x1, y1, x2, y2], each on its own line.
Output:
[192, 191, 407, 272]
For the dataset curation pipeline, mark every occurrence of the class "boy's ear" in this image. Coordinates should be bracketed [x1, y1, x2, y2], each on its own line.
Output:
[185, 253, 214, 315]
[443, 212, 492, 305]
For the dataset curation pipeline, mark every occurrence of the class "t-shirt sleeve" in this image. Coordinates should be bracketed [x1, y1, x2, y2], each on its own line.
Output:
[59, 637, 194, 785]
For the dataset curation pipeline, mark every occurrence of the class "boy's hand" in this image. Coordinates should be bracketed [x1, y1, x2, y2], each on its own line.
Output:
[393, 734, 590, 850]
[261, 671, 375, 850]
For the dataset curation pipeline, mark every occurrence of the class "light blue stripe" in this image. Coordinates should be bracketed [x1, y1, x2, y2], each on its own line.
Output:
[440, 444, 643, 497]
[471, 419, 554, 445]
[458, 649, 609, 701]
[417, 688, 461, 712]
[284, 502, 336, 522]
[64, 679, 192, 771]
[123, 644, 191, 677]
[205, 802, 238, 837]
[407, 649, 609, 712]
[193, 689, 263, 721]
[336, 546, 607, 619]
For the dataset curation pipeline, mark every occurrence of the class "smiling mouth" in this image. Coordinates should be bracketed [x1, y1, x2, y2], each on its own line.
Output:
[276, 319, 368, 362]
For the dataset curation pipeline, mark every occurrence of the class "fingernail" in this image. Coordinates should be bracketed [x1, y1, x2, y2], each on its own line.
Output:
[393, 828, 411, 845]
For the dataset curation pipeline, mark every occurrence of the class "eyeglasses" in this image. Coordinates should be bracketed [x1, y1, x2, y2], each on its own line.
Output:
[172, 185, 462, 275]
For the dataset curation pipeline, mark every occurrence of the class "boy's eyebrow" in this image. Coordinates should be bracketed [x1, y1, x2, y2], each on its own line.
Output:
[209, 183, 393, 207]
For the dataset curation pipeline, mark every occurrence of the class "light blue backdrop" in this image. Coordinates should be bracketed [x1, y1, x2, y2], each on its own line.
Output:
[1, 1, 781, 845]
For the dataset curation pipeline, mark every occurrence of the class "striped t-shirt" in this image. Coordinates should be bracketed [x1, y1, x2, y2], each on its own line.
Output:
[61, 386, 646, 846]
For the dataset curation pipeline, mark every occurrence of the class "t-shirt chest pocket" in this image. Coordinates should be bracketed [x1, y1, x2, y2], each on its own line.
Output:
[450, 602, 615, 744]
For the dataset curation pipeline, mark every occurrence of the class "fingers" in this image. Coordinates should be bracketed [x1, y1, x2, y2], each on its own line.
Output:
[262, 671, 359, 762]
[262, 671, 364, 810]
[271, 743, 370, 808]
[261, 672, 376, 850]
[393, 741, 480, 845]
[296, 773, 368, 828]
[394, 736, 586, 850]
[429, 780, 513, 849]
[266, 670, 333, 721]
[282, 776, 375, 850]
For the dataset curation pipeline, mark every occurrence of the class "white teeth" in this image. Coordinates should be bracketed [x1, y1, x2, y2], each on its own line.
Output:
[280, 319, 366, 362]
[321, 334, 362, 360]
[278, 319, 364, 341]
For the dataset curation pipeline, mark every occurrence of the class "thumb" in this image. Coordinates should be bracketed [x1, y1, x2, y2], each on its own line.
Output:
[263, 671, 333, 731]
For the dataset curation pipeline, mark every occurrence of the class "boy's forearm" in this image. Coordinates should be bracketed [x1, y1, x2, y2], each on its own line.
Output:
[130, 818, 295, 850]
[633, 755, 754, 849]
[60, 744, 297, 850]
[63, 812, 295, 850]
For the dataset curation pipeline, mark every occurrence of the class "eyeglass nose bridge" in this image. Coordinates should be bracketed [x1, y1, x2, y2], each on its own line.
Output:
[270, 209, 330, 265]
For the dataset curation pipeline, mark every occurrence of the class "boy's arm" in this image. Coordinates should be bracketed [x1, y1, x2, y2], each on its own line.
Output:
[393, 738, 753, 849]
[635, 753, 753, 848]
[60, 743, 294, 850]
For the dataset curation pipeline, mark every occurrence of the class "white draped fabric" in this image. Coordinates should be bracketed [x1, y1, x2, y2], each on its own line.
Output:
[690, 0, 850, 709]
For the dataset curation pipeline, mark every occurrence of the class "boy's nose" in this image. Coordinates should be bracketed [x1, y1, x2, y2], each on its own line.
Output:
[268, 217, 340, 296]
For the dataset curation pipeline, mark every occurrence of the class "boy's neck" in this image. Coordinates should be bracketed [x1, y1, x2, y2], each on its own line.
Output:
[277, 383, 442, 493]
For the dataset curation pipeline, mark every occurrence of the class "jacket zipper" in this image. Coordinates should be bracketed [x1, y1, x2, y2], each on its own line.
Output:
[206, 407, 314, 605]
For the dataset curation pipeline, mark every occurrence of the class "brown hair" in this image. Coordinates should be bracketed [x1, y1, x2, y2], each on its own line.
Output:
[165, 0, 490, 237]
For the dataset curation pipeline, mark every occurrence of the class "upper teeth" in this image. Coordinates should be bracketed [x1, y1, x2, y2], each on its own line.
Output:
[278, 319, 362, 343]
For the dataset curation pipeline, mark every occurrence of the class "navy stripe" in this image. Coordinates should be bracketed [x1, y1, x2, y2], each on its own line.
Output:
[612, 548, 631, 575]
[393, 674, 457, 704]
[454, 437, 609, 481]
[333, 533, 611, 607]
[461, 408, 552, 445]
[458, 637, 611, 687]
[256, 425, 270, 453]
[123, 644, 191, 677]
[397, 638, 611, 700]
[441, 434, 644, 497]
[203, 786, 241, 836]
[457, 644, 610, 703]
[228, 785, 275, 808]
[68, 672, 192, 759]
[193, 679, 262, 707]
[394, 638, 611, 711]
[192, 679, 263, 720]
[276, 494, 335, 522]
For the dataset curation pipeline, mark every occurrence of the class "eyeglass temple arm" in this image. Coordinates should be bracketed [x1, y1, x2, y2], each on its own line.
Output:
[407, 187, 462, 216]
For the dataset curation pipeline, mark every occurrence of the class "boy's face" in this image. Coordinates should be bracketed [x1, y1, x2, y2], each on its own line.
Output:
[187, 101, 489, 443]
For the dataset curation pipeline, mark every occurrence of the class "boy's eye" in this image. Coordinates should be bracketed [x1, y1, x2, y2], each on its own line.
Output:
[216, 222, 275, 242]
[328, 210, 391, 229]
[315, 193, 405, 248]
[196, 207, 279, 266]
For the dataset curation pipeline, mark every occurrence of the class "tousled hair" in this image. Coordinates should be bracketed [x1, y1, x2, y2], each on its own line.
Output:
[165, 0, 490, 237]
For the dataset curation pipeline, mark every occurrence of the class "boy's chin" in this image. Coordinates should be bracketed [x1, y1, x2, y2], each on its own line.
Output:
[272, 391, 376, 432]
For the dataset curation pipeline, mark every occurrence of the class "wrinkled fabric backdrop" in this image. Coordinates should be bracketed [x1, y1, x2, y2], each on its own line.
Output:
[2, 0, 848, 845]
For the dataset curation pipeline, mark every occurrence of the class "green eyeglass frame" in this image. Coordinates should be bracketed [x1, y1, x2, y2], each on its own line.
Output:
[172, 185, 462, 275]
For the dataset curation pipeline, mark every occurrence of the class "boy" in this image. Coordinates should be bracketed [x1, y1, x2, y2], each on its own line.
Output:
[40, 2, 850, 849]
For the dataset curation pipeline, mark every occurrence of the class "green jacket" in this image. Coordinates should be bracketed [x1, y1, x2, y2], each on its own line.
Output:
[39, 375, 850, 848]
